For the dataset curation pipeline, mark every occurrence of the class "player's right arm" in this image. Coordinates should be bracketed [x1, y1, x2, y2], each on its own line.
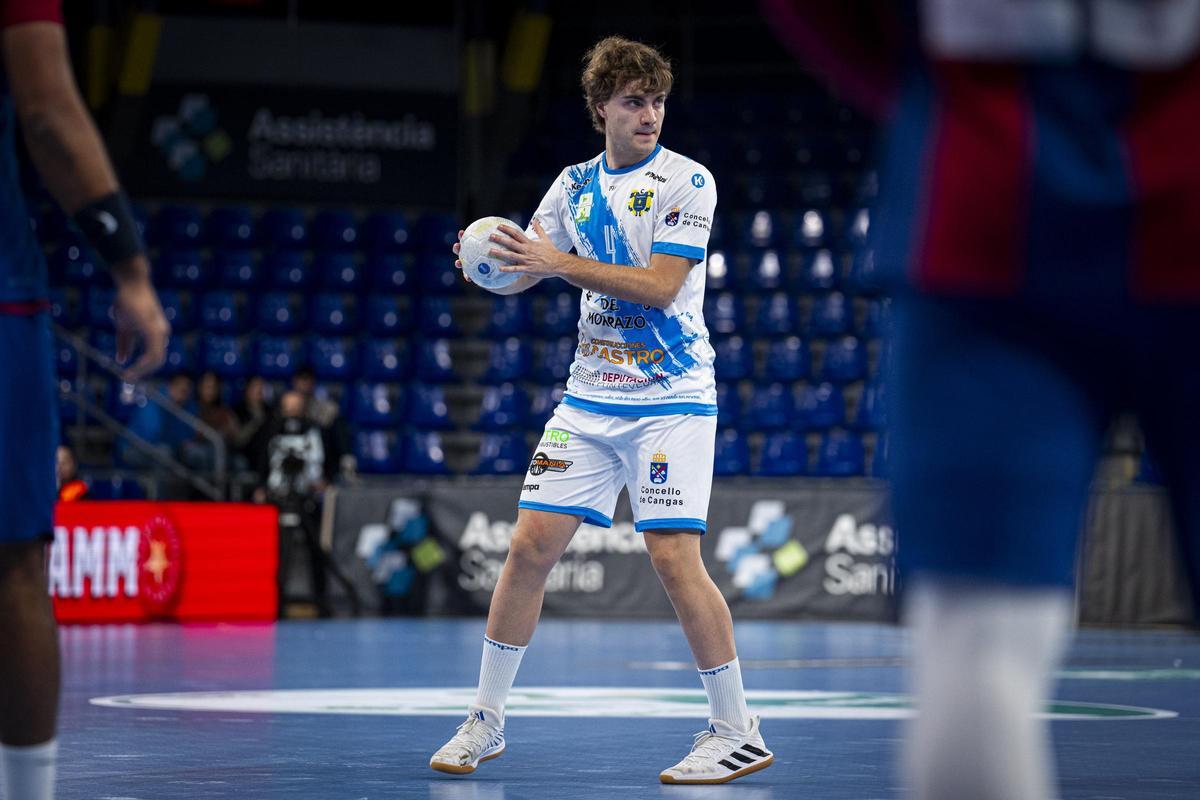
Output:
[3, 11, 169, 379]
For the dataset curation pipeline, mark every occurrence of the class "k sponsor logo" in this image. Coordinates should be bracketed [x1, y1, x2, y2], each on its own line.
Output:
[691, 173, 706, 188]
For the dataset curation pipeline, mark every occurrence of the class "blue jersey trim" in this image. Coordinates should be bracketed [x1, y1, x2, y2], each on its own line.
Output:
[651, 242, 705, 261]
[636, 518, 707, 533]
[602, 144, 662, 176]
[563, 394, 718, 417]
[517, 500, 613, 528]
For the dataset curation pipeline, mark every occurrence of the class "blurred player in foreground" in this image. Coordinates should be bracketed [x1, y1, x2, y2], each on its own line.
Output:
[429, 36, 772, 784]
[1, 2, 168, 797]
[763, 1, 1200, 797]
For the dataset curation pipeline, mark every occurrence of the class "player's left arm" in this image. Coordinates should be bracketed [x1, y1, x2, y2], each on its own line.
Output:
[492, 220, 691, 309]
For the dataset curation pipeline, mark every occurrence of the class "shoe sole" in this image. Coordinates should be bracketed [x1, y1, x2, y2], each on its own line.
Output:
[430, 748, 504, 775]
[659, 754, 774, 784]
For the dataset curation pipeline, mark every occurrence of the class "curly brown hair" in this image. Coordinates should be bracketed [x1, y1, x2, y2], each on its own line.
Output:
[581, 36, 673, 134]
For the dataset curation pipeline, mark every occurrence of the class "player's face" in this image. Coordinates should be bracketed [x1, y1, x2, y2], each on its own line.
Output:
[599, 84, 666, 166]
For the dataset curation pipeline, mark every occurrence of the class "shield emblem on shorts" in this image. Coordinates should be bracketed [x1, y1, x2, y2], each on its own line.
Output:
[649, 451, 668, 484]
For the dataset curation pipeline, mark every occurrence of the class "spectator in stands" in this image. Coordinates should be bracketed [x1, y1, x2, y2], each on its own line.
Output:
[119, 374, 196, 468]
[181, 370, 238, 473]
[291, 365, 351, 478]
[55, 445, 87, 502]
[233, 375, 274, 473]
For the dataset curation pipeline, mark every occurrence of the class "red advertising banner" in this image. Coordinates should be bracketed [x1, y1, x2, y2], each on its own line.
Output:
[51, 502, 278, 623]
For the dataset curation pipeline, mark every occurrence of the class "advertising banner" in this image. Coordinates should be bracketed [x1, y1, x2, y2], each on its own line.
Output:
[51, 502, 278, 623]
[122, 87, 456, 205]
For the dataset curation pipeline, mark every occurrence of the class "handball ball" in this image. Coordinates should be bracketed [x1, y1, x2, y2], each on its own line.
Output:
[459, 216, 523, 292]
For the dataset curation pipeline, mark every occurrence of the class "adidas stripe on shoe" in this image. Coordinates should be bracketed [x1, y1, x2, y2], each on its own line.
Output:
[659, 715, 774, 784]
[429, 706, 505, 775]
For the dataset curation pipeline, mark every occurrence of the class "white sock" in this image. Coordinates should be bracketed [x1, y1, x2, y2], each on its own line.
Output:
[472, 635, 527, 723]
[1, 739, 57, 800]
[903, 581, 1073, 800]
[699, 657, 752, 732]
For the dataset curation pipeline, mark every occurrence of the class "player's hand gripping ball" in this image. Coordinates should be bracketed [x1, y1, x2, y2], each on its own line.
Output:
[459, 216, 523, 292]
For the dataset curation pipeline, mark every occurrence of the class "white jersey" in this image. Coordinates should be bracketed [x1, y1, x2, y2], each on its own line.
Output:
[527, 144, 718, 417]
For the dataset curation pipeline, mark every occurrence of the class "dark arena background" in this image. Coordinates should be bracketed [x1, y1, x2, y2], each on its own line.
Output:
[20, 1, 1200, 798]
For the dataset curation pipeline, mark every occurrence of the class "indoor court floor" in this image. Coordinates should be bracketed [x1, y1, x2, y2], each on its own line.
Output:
[57, 618, 1200, 799]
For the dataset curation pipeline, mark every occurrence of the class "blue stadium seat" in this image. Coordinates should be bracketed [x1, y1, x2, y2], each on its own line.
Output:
[86, 475, 147, 501]
[163, 249, 212, 289]
[213, 249, 260, 290]
[350, 381, 404, 428]
[714, 335, 752, 382]
[535, 337, 575, 384]
[756, 431, 809, 476]
[312, 209, 358, 252]
[871, 435, 888, 477]
[55, 339, 77, 376]
[528, 384, 565, 429]
[156, 289, 194, 333]
[308, 336, 358, 382]
[810, 292, 852, 337]
[417, 297, 460, 338]
[200, 334, 250, 379]
[800, 249, 838, 292]
[57, 377, 80, 425]
[360, 338, 408, 382]
[474, 432, 529, 475]
[355, 430, 403, 474]
[52, 242, 102, 286]
[816, 429, 865, 476]
[763, 337, 811, 383]
[753, 292, 799, 337]
[254, 336, 303, 380]
[704, 292, 743, 337]
[105, 379, 141, 424]
[860, 298, 891, 338]
[820, 336, 867, 383]
[365, 294, 412, 337]
[705, 250, 736, 292]
[85, 287, 115, 329]
[259, 207, 308, 250]
[407, 384, 453, 430]
[716, 382, 742, 429]
[207, 206, 255, 249]
[310, 293, 359, 335]
[151, 205, 204, 249]
[404, 432, 450, 474]
[414, 340, 455, 384]
[747, 249, 786, 292]
[417, 256, 463, 295]
[413, 213, 459, 253]
[800, 382, 846, 429]
[792, 208, 829, 249]
[257, 292, 306, 334]
[855, 381, 886, 430]
[89, 329, 117, 360]
[361, 211, 410, 252]
[847, 249, 882, 295]
[366, 253, 412, 293]
[713, 428, 751, 476]
[743, 383, 795, 431]
[48, 287, 82, 329]
[199, 290, 248, 333]
[475, 383, 529, 431]
[542, 292, 579, 337]
[315, 252, 363, 292]
[483, 337, 533, 383]
[160, 334, 197, 376]
[486, 296, 533, 337]
[264, 250, 311, 291]
[738, 209, 783, 250]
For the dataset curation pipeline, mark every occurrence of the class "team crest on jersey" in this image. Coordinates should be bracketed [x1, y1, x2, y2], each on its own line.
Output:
[665, 206, 680, 227]
[628, 189, 654, 217]
[649, 450, 669, 484]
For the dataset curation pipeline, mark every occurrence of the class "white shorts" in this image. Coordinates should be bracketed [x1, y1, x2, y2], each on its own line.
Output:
[518, 404, 716, 533]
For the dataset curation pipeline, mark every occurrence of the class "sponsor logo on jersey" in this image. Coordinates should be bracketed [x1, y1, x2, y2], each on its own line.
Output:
[691, 173, 706, 188]
[575, 193, 594, 223]
[579, 341, 665, 366]
[528, 452, 573, 475]
[682, 212, 710, 231]
[539, 429, 571, 449]
[568, 176, 592, 192]
[585, 311, 647, 329]
[627, 189, 654, 217]
[649, 450, 669, 484]
[665, 206, 681, 227]
[645, 170, 668, 183]
[522, 484, 540, 492]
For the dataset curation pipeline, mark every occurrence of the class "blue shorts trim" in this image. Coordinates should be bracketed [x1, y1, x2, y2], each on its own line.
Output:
[636, 517, 707, 533]
[517, 500, 613, 528]
[562, 395, 718, 418]
[651, 242, 706, 262]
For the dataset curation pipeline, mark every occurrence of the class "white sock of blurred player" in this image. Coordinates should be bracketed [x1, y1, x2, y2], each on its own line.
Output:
[472, 635, 527, 720]
[1, 739, 57, 800]
[699, 657, 752, 732]
[904, 582, 1073, 800]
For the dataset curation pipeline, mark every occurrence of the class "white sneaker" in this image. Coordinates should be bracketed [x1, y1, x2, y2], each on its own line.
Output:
[429, 706, 505, 774]
[659, 715, 773, 784]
